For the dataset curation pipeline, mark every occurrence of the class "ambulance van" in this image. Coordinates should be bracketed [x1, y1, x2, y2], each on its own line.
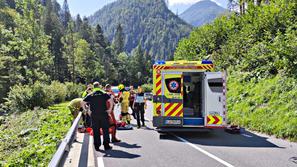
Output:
[152, 60, 227, 131]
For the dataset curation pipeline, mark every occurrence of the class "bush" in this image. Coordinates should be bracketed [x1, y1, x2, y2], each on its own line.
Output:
[142, 84, 153, 92]
[64, 82, 85, 101]
[3, 81, 84, 113]
[45, 81, 67, 104]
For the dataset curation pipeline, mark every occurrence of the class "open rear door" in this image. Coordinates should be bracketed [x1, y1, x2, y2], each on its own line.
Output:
[162, 72, 183, 117]
[160, 72, 184, 126]
[204, 72, 225, 128]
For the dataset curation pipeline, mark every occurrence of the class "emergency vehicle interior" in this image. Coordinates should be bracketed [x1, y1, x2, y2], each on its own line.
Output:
[183, 72, 204, 120]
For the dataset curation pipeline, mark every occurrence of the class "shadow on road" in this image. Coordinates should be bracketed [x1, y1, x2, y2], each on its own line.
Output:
[101, 149, 141, 159]
[114, 142, 142, 149]
[160, 129, 282, 148]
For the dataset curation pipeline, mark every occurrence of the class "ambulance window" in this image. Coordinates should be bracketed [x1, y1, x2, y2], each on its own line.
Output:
[208, 78, 223, 92]
[165, 78, 181, 93]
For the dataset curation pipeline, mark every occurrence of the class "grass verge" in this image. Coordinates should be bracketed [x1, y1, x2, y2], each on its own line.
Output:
[0, 102, 72, 166]
[228, 74, 297, 141]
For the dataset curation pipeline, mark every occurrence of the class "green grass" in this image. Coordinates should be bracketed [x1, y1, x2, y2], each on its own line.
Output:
[228, 74, 297, 141]
[0, 102, 72, 166]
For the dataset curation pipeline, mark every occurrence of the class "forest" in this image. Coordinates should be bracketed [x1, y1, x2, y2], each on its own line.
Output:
[0, 0, 152, 106]
[89, 0, 192, 60]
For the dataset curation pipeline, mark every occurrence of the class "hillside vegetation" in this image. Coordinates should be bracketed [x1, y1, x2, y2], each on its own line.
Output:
[180, 0, 227, 27]
[89, 0, 192, 60]
[175, 0, 297, 140]
[0, 103, 72, 166]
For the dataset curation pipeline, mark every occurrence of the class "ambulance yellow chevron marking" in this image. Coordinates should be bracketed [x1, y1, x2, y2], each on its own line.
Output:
[207, 115, 223, 125]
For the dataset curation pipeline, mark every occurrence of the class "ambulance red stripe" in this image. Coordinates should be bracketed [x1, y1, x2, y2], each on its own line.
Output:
[175, 109, 183, 117]
[167, 103, 182, 116]
[156, 80, 161, 88]
[165, 103, 174, 111]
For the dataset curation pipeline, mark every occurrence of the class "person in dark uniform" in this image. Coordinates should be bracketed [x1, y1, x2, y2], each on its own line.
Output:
[82, 82, 113, 151]
[133, 86, 146, 128]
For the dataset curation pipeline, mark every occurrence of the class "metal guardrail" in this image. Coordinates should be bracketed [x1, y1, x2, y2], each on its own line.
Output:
[48, 112, 82, 167]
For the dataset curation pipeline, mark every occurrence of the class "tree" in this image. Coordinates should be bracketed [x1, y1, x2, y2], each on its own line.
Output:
[62, 21, 76, 82]
[131, 43, 147, 84]
[43, 0, 66, 81]
[94, 24, 107, 49]
[61, 0, 71, 28]
[79, 17, 93, 44]
[112, 24, 125, 55]
[116, 52, 129, 84]
[75, 14, 82, 32]
[0, 0, 53, 100]
[73, 39, 104, 83]
[5, 0, 15, 9]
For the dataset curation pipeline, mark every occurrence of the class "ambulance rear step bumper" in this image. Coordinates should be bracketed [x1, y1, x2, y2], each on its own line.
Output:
[156, 127, 211, 133]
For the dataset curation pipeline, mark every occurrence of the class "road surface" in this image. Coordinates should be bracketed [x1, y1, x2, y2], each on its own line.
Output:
[66, 101, 297, 167]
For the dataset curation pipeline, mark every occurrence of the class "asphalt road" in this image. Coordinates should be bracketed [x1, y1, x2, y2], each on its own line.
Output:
[92, 101, 297, 167]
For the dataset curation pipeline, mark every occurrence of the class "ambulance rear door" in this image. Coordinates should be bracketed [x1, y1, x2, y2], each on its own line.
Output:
[161, 72, 183, 126]
[204, 72, 225, 127]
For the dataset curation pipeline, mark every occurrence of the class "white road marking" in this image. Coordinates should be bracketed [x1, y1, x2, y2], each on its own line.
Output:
[97, 157, 105, 167]
[173, 134, 235, 167]
[241, 134, 253, 138]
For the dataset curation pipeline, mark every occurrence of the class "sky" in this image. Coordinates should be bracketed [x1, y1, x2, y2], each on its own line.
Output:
[56, 0, 228, 17]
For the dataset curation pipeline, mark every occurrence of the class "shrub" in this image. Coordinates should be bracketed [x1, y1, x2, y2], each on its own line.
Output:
[45, 81, 67, 104]
[64, 82, 85, 101]
[142, 84, 153, 92]
[3, 82, 83, 113]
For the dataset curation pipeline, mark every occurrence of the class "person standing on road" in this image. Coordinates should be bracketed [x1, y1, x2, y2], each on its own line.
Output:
[133, 86, 146, 128]
[118, 84, 131, 124]
[105, 84, 121, 143]
[129, 86, 136, 119]
[82, 82, 113, 151]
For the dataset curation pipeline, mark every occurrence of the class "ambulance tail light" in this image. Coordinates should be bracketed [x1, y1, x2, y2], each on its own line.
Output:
[156, 110, 161, 115]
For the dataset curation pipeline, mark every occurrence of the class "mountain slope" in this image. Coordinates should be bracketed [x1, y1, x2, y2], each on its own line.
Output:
[89, 0, 192, 60]
[180, 0, 226, 27]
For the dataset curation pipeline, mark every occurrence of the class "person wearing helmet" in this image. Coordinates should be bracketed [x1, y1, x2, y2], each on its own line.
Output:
[118, 84, 131, 124]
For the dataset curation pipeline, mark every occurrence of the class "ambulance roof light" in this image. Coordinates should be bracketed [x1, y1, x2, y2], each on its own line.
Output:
[155, 60, 166, 65]
[202, 60, 213, 64]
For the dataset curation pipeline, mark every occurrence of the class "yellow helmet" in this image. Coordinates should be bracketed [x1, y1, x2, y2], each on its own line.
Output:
[118, 84, 125, 91]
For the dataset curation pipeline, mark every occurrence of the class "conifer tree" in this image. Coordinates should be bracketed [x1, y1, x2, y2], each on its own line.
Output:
[61, 0, 71, 28]
[112, 24, 125, 55]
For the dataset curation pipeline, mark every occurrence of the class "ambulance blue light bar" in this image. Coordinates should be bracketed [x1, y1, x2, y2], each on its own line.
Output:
[155, 60, 166, 65]
[202, 60, 213, 64]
